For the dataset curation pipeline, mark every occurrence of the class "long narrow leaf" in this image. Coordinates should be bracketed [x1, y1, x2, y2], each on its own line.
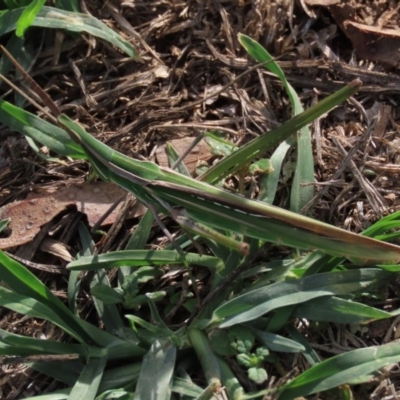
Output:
[67, 352, 108, 400]
[0, 251, 136, 351]
[134, 339, 176, 400]
[188, 328, 221, 384]
[1, 329, 88, 357]
[278, 340, 400, 399]
[238, 33, 314, 211]
[211, 269, 392, 328]
[30, 360, 83, 386]
[252, 329, 305, 353]
[0, 6, 138, 58]
[293, 296, 392, 324]
[16, 0, 46, 37]
[172, 377, 203, 398]
[0, 286, 90, 345]
[0, 251, 90, 344]
[67, 250, 224, 271]
[0, 99, 85, 157]
[199, 79, 360, 184]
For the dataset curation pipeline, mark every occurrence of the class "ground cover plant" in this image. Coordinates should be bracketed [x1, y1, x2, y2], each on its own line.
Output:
[1, 1, 400, 399]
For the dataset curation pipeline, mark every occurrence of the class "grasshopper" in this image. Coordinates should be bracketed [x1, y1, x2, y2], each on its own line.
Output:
[57, 98, 400, 265]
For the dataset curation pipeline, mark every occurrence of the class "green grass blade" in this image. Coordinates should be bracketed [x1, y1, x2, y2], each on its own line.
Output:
[158, 184, 400, 264]
[293, 296, 392, 324]
[16, 0, 46, 37]
[290, 123, 314, 212]
[68, 222, 93, 314]
[67, 351, 107, 400]
[90, 270, 125, 333]
[259, 140, 292, 205]
[199, 79, 361, 184]
[98, 362, 141, 393]
[30, 362, 141, 398]
[0, 100, 85, 157]
[171, 377, 203, 398]
[278, 340, 400, 399]
[0, 251, 90, 344]
[91, 285, 123, 305]
[0, 286, 89, 344]
[211, 269, 392, 328]
[0, 6, 138, 59]
[285, 325, 321, 366]
[67, 250, 224, 271]
[126, 315, 172, 337]
[134, 339, 176, 400]
[165, 141, 191, 177]
[30, 360, 83, 386]
[266, 305, 294, 333]
[0, 250, 133, 350]
[238, 33, 314, 211]
[0, 219, 9, 233]
[252, 329, 305, 353]
[216, 357, 246, 400]
[188, 328, 221, 384]
[1, 330, 87, 357]
[58, 114, 161, 181]
[125, 209, 154, 251]
[24, 135, 65, 163]
[77, 227, 125, 334]
[362, 211, 400, 237]
[58, 108, 400, 265]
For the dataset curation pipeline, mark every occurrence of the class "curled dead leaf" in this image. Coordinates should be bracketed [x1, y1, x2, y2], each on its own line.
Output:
[39, 238, 74, 262]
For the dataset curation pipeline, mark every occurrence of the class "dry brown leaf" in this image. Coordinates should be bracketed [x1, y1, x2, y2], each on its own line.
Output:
[342, 21, 400, 67]
[0, 182, 138, 249]
[304, 0, 400, 67]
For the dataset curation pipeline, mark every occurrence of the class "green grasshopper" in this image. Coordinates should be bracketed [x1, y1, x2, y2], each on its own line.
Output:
[57, 85, 400, 265]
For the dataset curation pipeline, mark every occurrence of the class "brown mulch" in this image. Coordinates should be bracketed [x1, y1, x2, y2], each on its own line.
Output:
[1, 0, 400, 398]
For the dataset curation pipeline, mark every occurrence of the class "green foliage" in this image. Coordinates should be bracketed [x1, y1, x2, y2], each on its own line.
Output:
[15, 0, 46, 37]
[0, 7, 137, 58]
[204, 131, 238, 157]
[228, 326, 269, 385]
[91, 267, 166, 309]
[238, 33, 314, 211]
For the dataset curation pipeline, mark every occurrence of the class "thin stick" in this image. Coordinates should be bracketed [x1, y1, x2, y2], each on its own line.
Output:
[0, 73, 57, 124]
[91, 195, 125, 233]
[170, 133, 205, 171]
[0, 45, 61, 117]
